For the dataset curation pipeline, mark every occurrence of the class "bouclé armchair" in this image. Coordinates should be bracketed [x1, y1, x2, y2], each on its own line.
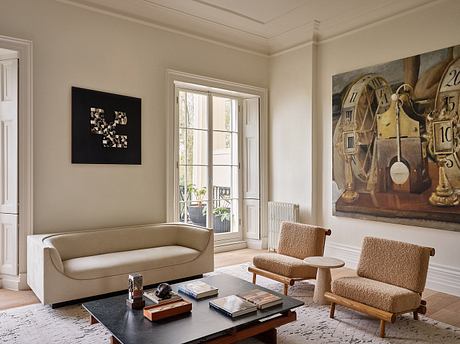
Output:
[325, 236, 435, 338]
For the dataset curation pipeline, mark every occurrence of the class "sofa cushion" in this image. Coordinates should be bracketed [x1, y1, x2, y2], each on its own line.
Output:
[253, 253, 316, 279]
[63, 245, 200, 280]
[332, 276, 421, 313]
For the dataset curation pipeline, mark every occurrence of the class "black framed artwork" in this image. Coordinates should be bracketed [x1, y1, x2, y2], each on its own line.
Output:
[72, 87, 141, 164]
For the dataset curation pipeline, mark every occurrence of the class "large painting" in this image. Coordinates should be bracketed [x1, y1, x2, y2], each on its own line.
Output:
[72, 87, 141, 164]
[332, 45, 460, 231]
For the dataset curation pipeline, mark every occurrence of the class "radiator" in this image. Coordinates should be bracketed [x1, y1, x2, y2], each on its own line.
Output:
[268, 202, 299, 251]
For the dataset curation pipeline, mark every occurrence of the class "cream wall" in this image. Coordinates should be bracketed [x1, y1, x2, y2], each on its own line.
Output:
[269, 46, 314, 222]
[270, 0, 460, 295]
[0, 0, 268, 234]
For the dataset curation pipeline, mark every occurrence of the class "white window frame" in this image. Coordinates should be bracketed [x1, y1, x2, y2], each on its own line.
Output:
[166, 70, 268, 248]
[174, 87, 243, 242]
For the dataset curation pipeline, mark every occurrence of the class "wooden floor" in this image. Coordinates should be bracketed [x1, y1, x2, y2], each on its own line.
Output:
[1, 248, 460, 328]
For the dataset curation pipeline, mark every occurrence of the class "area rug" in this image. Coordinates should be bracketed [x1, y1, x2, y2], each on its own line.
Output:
[1, 263, 459, 343]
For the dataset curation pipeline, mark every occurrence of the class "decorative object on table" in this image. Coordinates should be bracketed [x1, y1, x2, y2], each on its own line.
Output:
[71, 86, 141, 164]
[237, 289, 282, 310]
[143, 289, 181, 305]
[178, 280, 218, 299]
[303, 256, 345, 305]
[325, 236, 435, 338]
[333, 44, 460, 231]
[126, 273, 145, 309]
[143, 300, 192, 321]
[155, 283, 172, 299]
[249, 221, 331, 295]
[209, 295, 257, 318]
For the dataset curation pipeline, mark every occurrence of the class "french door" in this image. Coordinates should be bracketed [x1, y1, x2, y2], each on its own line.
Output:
[175, 88, 243, 240]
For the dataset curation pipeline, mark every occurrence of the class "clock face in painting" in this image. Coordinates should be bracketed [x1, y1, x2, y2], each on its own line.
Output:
[435, 58, 460, 188]
[333, 74, 392, 189]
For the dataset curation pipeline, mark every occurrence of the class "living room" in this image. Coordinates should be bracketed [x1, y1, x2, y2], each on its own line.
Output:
[0, 0, 459, 343]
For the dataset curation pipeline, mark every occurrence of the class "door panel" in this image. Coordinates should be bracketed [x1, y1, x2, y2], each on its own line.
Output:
[0, 59, 18, 214]
[0, 213, 18, 275]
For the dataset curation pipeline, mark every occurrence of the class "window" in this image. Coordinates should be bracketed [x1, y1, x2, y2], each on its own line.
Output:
[173, 84, 260, 243]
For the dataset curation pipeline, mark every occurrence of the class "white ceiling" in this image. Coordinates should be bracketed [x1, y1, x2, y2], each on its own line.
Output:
[62, 0, 438, 55]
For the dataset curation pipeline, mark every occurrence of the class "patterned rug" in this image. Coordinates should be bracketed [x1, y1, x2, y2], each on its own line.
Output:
[1, 263, 459, 343]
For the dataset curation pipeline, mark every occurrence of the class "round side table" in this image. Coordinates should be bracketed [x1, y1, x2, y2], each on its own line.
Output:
[304, 256, 345, 305]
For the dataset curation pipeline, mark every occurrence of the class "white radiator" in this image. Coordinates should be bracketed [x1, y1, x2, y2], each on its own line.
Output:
[268, 202, 299, 251]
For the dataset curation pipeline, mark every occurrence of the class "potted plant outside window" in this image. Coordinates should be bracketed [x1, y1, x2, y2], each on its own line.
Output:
[187, 184, 207, 226]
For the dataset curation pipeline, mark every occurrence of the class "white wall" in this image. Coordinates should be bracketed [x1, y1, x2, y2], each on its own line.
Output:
[0, 0, 268, 234]
[270, 0, 460, 295]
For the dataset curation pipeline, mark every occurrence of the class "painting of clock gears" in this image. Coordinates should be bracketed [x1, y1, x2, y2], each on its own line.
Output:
[72, 87, 141, 164]
[332, 44, 460, 231]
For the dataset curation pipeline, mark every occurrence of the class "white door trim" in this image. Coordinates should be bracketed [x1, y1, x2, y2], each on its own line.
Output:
[0, 35, 33, 290]
[166, 69, 268, 247]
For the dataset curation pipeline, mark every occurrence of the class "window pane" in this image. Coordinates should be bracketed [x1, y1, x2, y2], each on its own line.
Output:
[187, 166, 208, 202]
[213, 96, 237, 131]
[213, 131, 231, 165]
[232, 133, 238, 166]
[185, 129, 208, 165]
[178, 91, 186, 128]
[186, 92, 208, 129]
[213, 166, 239, 200]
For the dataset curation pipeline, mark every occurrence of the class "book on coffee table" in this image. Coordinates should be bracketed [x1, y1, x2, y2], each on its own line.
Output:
[237, 289, 282, 310]
[178, 281, 218, 299]
[209, 295, 257, 318]
[143, 290, 182, 305]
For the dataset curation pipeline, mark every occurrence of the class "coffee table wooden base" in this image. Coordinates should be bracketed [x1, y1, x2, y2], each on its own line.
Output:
[91, 311, 296, 344]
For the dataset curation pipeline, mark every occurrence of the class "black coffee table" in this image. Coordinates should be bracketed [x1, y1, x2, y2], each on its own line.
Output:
[83, 274, 304, 344]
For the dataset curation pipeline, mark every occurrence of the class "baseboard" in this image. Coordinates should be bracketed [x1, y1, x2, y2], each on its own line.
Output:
[246, 237, 268, 250]
[325, 242, 460, 297]
[214, 241, 247, 253]
[0, 272, 29, 291]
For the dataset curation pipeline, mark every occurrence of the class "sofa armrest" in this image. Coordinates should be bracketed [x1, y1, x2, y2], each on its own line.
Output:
[27, 235, 65, 304]
[175, 224, 213, 252]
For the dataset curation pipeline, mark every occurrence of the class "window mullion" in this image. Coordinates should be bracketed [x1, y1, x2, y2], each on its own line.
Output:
[207, 92, 213, 229]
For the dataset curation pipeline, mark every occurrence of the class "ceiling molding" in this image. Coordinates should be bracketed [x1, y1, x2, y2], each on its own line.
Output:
[57, 0, 443, 57]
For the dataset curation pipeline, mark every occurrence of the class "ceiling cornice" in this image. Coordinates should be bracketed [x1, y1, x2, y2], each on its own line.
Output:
[56, 0, 444, 57]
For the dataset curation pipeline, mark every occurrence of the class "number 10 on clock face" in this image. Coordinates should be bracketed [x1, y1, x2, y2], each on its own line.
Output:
[433, 120, 454, 155]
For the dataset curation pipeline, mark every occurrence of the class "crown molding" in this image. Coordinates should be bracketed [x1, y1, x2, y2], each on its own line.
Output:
[57, 0, 445, 57]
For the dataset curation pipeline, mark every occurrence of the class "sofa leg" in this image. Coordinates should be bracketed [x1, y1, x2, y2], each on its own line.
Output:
[379, 320, 386, 338]
[413, 311, 419, 320]
[283, 284, 288, 295]
[329, 302, 335, 318]
[252, 272, 257, 284]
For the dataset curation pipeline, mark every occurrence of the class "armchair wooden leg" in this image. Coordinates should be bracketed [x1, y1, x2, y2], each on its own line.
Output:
[413, 311, 418, 320]
[283, 284, 288, 295]
[329, 302, 335, 318]
[252, 272, 257, 284]
[379, 320, 386, 338]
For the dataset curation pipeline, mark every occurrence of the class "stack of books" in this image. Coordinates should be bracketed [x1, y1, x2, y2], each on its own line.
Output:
[178, 281, 218, 299]
[209, 289, 282, 318]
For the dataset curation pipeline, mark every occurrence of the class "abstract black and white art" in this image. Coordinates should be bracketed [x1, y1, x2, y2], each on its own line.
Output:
[72, 87, 141, 164]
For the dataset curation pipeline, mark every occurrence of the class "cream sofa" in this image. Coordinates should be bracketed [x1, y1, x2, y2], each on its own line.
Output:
[27, 223, 214, 305]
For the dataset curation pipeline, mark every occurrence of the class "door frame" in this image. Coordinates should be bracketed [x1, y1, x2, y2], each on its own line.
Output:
[166, 69, 268, 249]
[0, 35, 33, 290]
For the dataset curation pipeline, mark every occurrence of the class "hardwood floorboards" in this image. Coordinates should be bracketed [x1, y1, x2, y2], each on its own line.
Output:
[1, 248, 459, 328]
